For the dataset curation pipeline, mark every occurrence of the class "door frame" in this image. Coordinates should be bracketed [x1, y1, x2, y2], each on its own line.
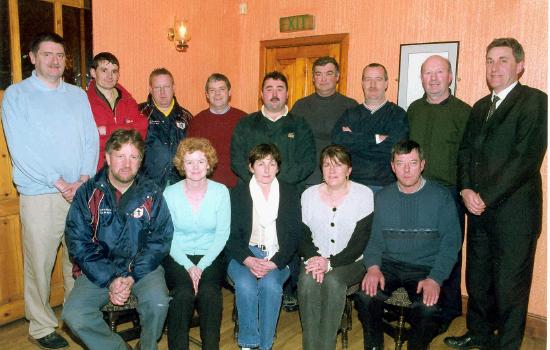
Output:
[258, 33, 350, 107]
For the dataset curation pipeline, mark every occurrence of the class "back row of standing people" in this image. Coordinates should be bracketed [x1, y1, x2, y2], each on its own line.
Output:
[1, 30, 545, 350]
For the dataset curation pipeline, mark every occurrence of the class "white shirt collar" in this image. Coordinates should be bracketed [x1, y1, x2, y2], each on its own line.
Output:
[363, 100, 387, 114]
[261, 105, 289, 122]
[492, 81, 518, 108]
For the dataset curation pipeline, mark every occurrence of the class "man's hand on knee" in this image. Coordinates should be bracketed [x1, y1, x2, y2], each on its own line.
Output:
[361, 265, 384, 297]
[416, 278, 440, 306]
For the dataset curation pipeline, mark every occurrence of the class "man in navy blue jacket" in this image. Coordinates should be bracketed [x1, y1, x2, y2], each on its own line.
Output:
[62, 129, 174, 350]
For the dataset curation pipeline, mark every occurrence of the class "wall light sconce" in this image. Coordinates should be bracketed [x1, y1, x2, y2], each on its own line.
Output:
[168, 18, 190, 52]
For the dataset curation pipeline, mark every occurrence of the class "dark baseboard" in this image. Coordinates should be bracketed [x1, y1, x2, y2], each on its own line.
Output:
[461, 296, 546, 340]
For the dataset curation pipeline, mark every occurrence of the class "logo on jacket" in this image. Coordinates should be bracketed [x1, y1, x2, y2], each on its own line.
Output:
[288, 132, 295, 139]
[132, 207, 144, 218]
[176, 121, 186, 130]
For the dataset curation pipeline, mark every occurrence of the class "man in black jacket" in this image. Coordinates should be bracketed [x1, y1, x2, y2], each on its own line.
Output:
[445, 38, 547, 350]
[140, 68, 192, 189]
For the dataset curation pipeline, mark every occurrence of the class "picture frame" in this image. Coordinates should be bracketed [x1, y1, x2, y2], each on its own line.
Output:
[397, 41, 460, 110]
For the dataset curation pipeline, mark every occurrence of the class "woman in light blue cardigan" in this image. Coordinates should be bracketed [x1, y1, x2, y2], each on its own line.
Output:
[162, 137, 230, 350]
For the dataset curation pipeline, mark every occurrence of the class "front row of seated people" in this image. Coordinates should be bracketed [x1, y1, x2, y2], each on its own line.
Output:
[62, 128, 460, 350]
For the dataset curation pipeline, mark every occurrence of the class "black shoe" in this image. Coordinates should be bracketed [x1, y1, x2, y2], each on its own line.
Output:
[30, 332, 69, 349]
[444, 331, 492, 349]
[282, 294, 299, 312]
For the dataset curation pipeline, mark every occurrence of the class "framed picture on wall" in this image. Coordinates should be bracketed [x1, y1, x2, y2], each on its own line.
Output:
[397, 41, 459, 110]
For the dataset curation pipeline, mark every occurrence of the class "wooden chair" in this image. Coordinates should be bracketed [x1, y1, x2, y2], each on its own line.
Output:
[338, 282, 360, 350]
[101, 294, 141, 341]
[382, 287, 412, 350]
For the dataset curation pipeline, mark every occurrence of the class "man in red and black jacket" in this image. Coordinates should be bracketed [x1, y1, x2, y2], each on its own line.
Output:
[87, 52, 148, 170]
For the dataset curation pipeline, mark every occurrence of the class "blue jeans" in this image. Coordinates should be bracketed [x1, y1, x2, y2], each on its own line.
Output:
[227, 246, 290, 350]
[62, 266, 170, 350]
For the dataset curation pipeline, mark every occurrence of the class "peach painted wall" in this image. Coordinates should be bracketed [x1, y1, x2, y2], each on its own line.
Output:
[93, 0, 547, 317]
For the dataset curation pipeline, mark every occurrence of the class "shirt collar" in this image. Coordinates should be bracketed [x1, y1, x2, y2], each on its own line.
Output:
[261, 105, 289, 122]
[397, 176, 426, 194]
[492, 81, 518, 103]
[154, 98, 175, 117]
[363, 100, 387, 114]
[209, 105, 231, 115]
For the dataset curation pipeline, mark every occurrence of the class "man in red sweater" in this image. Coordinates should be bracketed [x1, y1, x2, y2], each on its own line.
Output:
[87, 52, 148, 170]
[187, 73, 246, 187]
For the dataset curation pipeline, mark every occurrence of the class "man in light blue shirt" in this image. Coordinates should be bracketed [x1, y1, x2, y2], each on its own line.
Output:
[1, 32, 98, 350]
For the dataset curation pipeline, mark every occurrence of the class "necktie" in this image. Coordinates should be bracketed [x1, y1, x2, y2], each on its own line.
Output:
[486, 95, 500, 121]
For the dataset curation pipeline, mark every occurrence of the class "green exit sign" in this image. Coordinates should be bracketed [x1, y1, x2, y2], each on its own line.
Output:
[280, 14, 315, 33]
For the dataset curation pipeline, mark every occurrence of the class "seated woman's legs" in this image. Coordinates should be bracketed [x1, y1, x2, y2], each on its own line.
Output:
[228, 259, 260, 348]
[163, 256, 196, 350]
[257, 264, 290, 350]
[196, 255, 225, 350]
[298, 263, 322, 350]
[318, 261, 365, 350]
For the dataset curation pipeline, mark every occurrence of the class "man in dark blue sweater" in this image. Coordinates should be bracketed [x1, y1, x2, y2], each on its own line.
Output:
[332, 63, 408, 192]
[355, 140, 461, 350]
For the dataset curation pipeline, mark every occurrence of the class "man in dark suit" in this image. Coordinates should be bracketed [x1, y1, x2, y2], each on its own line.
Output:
[444, 38, 547, 350]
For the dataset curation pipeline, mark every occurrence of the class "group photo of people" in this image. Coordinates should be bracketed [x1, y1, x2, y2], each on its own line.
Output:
[0, 3, 546, 350]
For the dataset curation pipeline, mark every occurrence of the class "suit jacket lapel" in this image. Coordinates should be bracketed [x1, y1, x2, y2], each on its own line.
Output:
[483, 83, 523, 133]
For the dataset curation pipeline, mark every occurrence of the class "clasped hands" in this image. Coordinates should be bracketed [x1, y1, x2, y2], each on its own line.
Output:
[461, 189, 486, 216]
[109, 276, 135, 306]
[188, 266, 203, 295]
[304, 256, 329, 283]
[243, 256, 277, 278]
[54, 176, 89, 203]
[361, 266, 440, 306]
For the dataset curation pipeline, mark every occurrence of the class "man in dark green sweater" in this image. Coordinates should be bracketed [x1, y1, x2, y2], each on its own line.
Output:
[230, 71, 315, 188]
[355, 140, 461, 350]
[407, 55, 471, 333]
[291, 56, 357, 186]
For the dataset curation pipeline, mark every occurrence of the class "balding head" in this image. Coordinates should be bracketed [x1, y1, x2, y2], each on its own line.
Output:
[420, 55, 453, 104]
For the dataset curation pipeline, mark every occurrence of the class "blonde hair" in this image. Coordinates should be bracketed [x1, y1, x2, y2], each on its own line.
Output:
[173, 137, 218, 177]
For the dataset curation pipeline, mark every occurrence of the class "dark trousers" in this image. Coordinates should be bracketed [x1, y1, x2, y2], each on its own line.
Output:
[283, 253, 300, 297]
[466, 212, 538, 350]
[163, 255, 225, 350]
[355, 260, 439, 350]
[437, 185, 465, 325]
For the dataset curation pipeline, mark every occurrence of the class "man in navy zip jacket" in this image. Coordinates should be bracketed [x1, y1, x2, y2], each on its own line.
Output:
[62, 129, 173, 350]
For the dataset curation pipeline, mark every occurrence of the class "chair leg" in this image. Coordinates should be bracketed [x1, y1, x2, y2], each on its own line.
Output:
[232, 295, 239, 341]
[108, 312, 118, 332]
[342, 330, 349, 350]
[395, 308, 406, 350]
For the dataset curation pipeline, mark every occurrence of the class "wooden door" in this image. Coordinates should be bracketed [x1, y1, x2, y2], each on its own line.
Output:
[259, 34, 349, 109]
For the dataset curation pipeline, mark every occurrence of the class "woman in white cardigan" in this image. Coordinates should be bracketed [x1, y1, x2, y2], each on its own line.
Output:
[299, 144, 374, 350]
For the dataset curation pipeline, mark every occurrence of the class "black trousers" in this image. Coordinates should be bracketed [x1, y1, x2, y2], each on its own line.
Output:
[466, 212, 539, 350]
[163, 254, 225, 350]
[355, 260, 439, 350]
[438, 185, 465, 325]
